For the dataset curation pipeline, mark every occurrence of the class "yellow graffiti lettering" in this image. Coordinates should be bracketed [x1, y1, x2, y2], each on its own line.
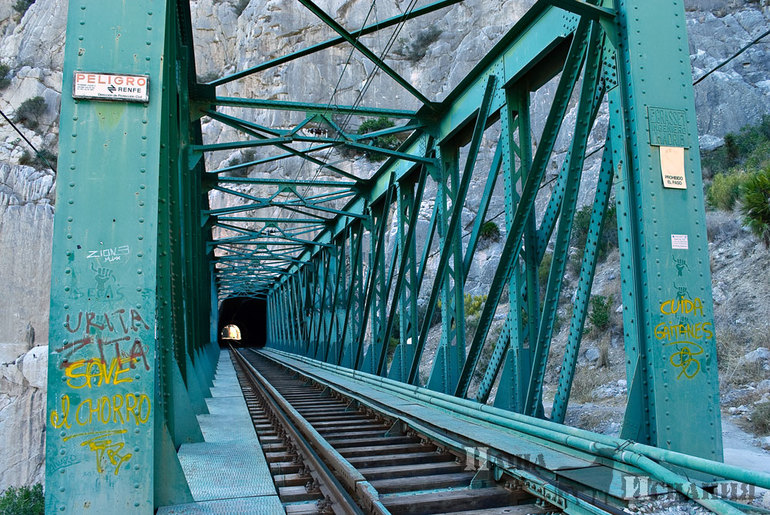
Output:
[64, 361, 87, 389]
[112, 362, 133, 385]
[135, 395, 151, 424]
[659, 297, 704, 317]
[89, 398, 101, 424]
[112, 394, 124, 424]
[70, 394, 151, 427]
[64, 357, 137, 389]
[668, 341, 704, 379]
[63, 429, 132, 476]
[125, 393, 137, 422]
[75, 398, 92, 425]
[654, 322, 714, 342]
[50, 395, 72, 429]
[99, 397, 111, 423]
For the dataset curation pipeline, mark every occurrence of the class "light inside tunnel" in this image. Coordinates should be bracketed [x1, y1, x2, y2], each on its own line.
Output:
[221, 324, 242, 341]
[218, 297, 267, 347]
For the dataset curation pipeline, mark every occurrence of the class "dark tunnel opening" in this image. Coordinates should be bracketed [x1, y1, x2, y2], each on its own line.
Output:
[218, 297, 267, 348]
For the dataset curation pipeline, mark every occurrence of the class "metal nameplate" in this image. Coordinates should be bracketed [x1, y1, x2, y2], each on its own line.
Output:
[73, 72, 149, 102]
[647, 106, 688, 148]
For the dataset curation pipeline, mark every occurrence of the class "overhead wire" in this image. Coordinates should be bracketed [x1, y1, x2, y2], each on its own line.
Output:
[514, 22, 770, 204]
[217, 2, 379, 278]
[425, 22, 770, 260]
[222, 5, 770, 293]
[283, 0, 421, 246]
[0, 107, 57, 173]
[693, 27, 770, 86]
[300, 0, 421, 194]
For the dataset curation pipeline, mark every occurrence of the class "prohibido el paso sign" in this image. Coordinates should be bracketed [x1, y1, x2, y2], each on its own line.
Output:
[72, 72, 149, 103]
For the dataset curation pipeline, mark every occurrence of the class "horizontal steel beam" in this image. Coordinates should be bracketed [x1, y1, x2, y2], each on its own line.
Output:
[207, 0, 465, 87]
[208, 97, 419, 118]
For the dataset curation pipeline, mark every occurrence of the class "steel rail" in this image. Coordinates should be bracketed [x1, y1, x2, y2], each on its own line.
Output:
[265, 348, 770, 514]
[231, 348, 388, 514]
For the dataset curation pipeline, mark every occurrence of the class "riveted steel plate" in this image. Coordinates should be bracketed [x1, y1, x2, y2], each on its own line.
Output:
[557, 465, 672, 500]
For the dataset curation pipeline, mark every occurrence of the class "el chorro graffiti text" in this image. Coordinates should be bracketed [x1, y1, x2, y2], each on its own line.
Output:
[51, 306, 152, 476]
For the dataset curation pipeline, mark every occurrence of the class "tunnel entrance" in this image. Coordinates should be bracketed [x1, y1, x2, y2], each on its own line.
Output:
[220, 324, 242, 341]
[218, 297, 267, 348]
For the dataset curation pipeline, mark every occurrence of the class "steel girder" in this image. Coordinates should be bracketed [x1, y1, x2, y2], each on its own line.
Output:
[47, 0, 723, 511]
[258, 0, 722, 463]
[46, 0, 216, 511]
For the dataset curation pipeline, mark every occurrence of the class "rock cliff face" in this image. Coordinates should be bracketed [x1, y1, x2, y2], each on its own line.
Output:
[0, 0, 769, 489]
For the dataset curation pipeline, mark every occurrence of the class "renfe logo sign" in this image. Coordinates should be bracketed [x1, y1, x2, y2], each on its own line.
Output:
[72, 72, 150, 102]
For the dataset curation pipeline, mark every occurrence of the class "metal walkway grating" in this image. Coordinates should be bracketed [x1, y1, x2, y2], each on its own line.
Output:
[157, 351, 281, 513]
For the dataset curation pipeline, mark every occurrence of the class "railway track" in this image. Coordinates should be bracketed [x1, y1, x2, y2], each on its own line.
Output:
[231, 348, 769, 515]
[232, 348, 554, 514]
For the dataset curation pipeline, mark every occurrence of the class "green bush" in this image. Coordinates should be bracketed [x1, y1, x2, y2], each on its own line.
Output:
[463, 294, 487, 340]
[0, 484, 44, 515]
[464, 294, 487, 319]
[15, 96, 46, 129]
[386, 336, 400, 366]
[0, 64, 10, 89]
[538, 252, 553, 285]
[702, 115, 770, 176]
[19, 148, 57, 170]
[744, 140, 770, 173]
[570, 203, 618, 272]
[356, 117, 401, 162]
[750, 402, 770, 435]
[588, 295, 613, 332]
[571, 204, 592, 246]
[707, 171, 748, 210]
[479, 221, 500, 242]
[741, 168, 770, 247]
[13, 0, 34, 15]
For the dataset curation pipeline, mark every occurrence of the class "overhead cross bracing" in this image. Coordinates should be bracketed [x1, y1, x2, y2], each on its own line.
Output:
[45, 0, 755, 512]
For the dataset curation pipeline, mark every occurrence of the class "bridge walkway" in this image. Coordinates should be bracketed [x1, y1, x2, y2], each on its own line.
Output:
[157, 350, 282, 514]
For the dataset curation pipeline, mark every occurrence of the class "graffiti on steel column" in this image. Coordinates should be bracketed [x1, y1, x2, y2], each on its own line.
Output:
[51, 289, 152, 475]
[89, 261, 126, 301]
[50, 306, 152, 475]
[672, 256, 690, 277]
[655, 287, 714, 379]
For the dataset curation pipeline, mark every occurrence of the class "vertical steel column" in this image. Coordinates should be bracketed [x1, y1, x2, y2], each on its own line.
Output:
[388, 181, 419, 381]
[46, 0, 195, 511]
[611, 0, 722, 459]
[323, 242, 344, 362]
[427, 146, 466, 393]
[339, 223, 364, 368]
[494, 95, 528, 412]
[524, 26, 604, 416]
[314, 255, 327, 359]
[358, 195, 391, 373]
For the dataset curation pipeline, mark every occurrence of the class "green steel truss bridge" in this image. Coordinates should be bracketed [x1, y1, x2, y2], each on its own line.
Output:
[44, 0, 769, 512]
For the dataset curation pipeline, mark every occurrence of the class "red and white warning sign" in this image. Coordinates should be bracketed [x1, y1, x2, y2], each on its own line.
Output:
[72, 72, 149, 102]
